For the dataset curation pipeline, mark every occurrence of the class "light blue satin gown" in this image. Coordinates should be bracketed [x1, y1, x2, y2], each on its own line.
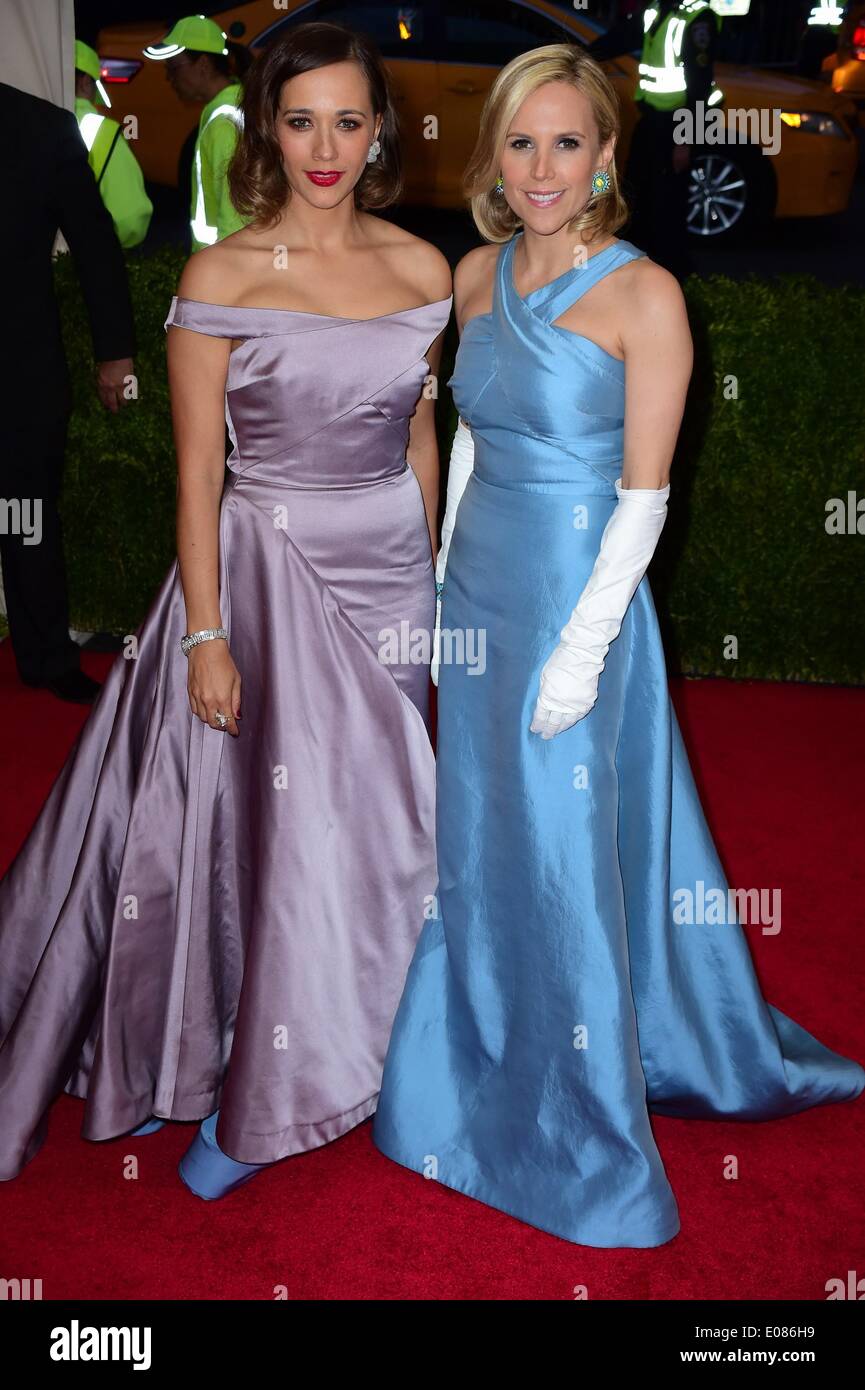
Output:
[371, 232, 865, 1248]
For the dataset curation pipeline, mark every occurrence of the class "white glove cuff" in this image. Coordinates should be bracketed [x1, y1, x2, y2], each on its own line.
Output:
[536, 476, 670, 715]
[435, 418, 475, 587]
[561, 476, 670, 643]
[613, 476, 670, 511]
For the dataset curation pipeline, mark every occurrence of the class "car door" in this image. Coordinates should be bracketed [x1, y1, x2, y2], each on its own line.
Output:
[251, 0, 440, 203]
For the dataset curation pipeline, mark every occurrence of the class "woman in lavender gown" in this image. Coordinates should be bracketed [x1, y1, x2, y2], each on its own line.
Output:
[0, 23, 451, 1198]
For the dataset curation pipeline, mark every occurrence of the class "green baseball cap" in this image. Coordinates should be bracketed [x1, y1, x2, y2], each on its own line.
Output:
[74, 38, 111, 106]
[143, 14, 228, 61]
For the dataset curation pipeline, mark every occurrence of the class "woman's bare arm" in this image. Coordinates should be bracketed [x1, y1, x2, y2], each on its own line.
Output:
[166, 251, 241, 735]
[407, 328, 446, 561]
[167, 323, 230, 632]
[620, 261, 693, 491]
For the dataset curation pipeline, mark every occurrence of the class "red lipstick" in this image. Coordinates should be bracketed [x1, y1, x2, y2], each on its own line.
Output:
[304, 170, 343, 186]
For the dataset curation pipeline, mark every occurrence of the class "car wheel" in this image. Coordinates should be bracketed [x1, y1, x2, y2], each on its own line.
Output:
[687, 148, 774, 243]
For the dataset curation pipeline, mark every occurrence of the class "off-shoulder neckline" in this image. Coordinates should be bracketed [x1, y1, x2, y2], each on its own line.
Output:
[170, 293, 453, 324]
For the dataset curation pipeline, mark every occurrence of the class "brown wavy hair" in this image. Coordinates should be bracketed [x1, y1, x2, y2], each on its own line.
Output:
[228, 21, 402, 228]
[466, 44, 629, 245]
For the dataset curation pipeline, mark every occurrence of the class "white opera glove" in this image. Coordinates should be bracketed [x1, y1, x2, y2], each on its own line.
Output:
[529, 477, 671, 740]
[431, 417, 475, 686]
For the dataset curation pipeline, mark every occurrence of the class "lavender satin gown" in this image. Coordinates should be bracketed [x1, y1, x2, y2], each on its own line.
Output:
[0, 291, 451, 1179]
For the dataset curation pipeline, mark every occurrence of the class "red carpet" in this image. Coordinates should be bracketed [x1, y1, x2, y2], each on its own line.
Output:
[0, 637, 862, 1300]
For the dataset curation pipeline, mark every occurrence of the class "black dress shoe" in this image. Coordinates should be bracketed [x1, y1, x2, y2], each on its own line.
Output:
[37, 670, 102, 704]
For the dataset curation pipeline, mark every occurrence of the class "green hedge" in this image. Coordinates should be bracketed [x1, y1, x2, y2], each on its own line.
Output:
[652, 274, 865, 684]
[50, 250, 864, 683]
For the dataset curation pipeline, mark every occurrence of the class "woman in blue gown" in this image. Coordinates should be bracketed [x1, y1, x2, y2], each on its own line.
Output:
[371, 44, 865, 1248]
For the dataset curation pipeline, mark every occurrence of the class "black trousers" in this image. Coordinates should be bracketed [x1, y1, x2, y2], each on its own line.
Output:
[624, 105, 694, 281]
[0, 411, 81, 684]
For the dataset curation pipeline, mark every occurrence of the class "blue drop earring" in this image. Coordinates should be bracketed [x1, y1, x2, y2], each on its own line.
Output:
[494, 174, 504, 196]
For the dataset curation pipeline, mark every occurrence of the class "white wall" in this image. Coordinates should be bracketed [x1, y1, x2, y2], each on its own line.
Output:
[0, 0, 75, 110]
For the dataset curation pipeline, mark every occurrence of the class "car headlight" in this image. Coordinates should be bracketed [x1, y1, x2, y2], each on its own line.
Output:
[779, 111, 848, 138]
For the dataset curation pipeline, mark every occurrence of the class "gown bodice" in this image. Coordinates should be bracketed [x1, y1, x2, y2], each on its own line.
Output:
[165, 295, 452, 488]
[448, 232, 645, 497]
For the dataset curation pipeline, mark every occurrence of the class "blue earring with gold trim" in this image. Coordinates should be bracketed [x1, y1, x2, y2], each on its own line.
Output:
[494, 173, 504, 195]
[591, 169, 611, 196]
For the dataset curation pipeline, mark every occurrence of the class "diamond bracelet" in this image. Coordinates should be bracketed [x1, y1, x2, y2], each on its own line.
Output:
[180, 627, 228, 657]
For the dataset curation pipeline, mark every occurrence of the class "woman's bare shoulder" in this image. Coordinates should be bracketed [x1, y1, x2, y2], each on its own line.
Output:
[454, 243, 500, 296]
[366, 217, 453, 303]
[620, 254, 686, 319]
[454, 242, 502, 326]
[175, 235, 253, 305]
[618, 256, 692, 367]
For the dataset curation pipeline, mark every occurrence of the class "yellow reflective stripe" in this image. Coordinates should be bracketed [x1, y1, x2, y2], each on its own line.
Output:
[203, 103, 245, 129]
[78, 110, 119, 182]
[191, 143, 217, 246]
[639, 64, 688, 93]
[667, 17, 687, 64]
[78, 111, 104, 152]
[807, 4, 843, 24]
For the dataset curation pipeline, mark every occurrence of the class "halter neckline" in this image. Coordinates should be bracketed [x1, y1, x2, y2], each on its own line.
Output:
[507, 231, 623, 306]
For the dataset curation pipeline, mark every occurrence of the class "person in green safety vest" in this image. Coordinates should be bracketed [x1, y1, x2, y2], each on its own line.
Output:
[637, 1, 724, 111]
[74, 39, 153, 249]
[589, 2, 721, 279]
[143, 15, 252, 252]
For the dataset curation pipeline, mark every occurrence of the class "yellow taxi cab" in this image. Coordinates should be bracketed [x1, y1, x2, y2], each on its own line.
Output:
[97, 0, 859, 242]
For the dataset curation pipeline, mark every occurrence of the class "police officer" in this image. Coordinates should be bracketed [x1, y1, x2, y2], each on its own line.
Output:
[74, 40, 153, 249]
[590, 1, 721, 279]
[143, 15, 251, 251]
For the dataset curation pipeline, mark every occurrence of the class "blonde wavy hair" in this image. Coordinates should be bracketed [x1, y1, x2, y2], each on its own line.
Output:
[465, 44, 628, 245]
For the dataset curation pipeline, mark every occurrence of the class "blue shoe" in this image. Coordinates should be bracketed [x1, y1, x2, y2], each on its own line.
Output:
[178, 1110, 273, 1200]
[130, 1116, 166, 1136]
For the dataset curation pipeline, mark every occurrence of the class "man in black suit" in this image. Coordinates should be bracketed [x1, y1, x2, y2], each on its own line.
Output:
[0, 81, 136, 703]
